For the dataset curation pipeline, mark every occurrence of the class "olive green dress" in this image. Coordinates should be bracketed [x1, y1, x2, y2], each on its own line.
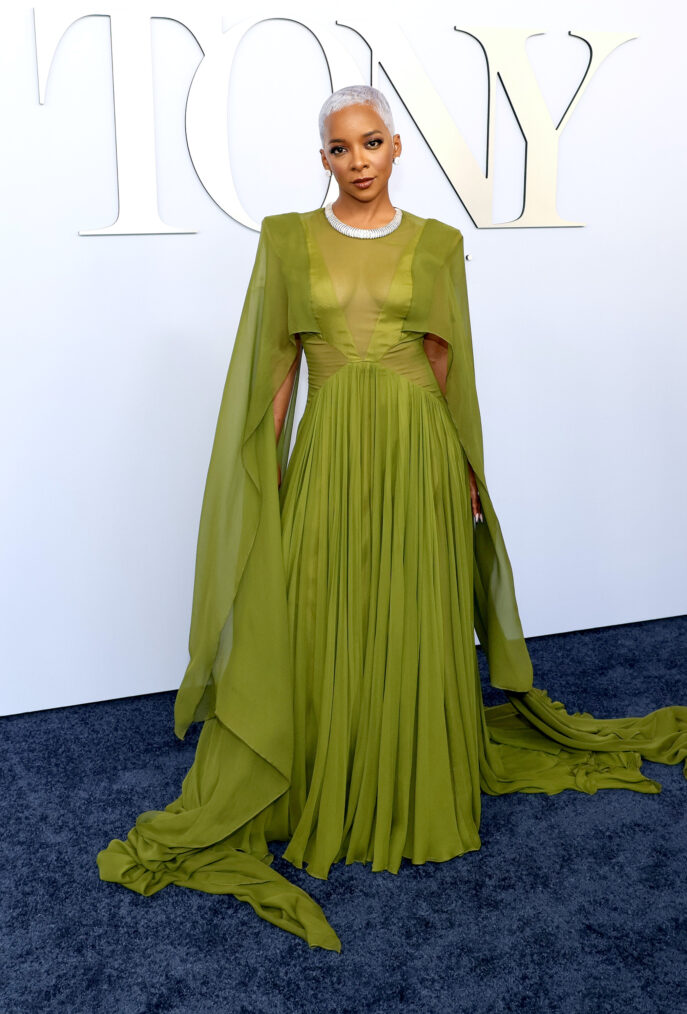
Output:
[96, 207, 687, 954]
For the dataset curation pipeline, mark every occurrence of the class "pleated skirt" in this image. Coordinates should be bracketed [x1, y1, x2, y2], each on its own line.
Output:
[275, 360, 483, 878]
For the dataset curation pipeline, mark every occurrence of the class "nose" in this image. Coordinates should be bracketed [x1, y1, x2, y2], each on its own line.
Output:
[350, 147, 369, 170]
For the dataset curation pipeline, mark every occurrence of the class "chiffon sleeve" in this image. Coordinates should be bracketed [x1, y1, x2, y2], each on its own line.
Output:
[173, 217, 303, 747]
[406, 223, 534, 694]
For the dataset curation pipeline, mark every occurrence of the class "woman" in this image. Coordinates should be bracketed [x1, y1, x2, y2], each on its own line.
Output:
[97, 85, 687, 953]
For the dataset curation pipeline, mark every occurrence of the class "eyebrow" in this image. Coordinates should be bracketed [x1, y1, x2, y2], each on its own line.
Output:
[328, 129, 383, 143]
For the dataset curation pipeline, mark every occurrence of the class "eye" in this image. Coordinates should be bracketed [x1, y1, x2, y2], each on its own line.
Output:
[328, 138, 384, 155]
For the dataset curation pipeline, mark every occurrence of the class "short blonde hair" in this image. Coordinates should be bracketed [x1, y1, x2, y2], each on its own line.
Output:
[318, 85, 395, 146]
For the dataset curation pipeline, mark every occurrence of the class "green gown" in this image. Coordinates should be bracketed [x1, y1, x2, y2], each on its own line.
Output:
[97, 207, 687, 953]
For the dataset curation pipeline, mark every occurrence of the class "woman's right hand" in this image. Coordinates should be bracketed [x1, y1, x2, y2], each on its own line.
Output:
[468, 465, 484, 523]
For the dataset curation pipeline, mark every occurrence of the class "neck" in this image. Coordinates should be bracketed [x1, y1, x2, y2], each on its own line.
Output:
[331, 193, 396, 229]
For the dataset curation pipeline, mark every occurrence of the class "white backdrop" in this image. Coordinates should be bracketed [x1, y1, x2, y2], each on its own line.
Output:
[1, 0, 685, 717]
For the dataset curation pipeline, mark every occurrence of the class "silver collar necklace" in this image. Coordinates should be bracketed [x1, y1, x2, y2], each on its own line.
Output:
[324, 202, 403, 239]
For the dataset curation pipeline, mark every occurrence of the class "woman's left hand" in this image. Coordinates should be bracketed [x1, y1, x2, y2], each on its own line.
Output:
[468, 465, 484, 523]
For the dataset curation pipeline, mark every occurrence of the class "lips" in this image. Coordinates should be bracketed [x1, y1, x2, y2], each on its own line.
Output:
[353, 178, 374, 188]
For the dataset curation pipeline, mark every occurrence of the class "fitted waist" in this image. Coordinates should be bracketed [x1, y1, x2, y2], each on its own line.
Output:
[299, 333, 443, 403]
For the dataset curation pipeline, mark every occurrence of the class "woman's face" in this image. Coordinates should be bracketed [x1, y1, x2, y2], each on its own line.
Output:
[320, 103, 401, 202]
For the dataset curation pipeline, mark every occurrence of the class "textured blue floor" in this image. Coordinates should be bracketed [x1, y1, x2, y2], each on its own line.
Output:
[1, 616, 686, 1013]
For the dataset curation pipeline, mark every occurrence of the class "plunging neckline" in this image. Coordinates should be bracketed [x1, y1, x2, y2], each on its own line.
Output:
[303, 208, 425, 361]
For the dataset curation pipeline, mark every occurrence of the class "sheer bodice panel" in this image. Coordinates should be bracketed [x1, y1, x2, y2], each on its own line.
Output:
[300, 209, 443, 410]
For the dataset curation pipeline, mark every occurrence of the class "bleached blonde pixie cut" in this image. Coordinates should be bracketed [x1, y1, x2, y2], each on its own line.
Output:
[318, 85, 395, 146]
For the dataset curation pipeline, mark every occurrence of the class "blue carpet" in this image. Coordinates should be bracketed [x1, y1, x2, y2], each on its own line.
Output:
[1, 616, 686, 1013]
